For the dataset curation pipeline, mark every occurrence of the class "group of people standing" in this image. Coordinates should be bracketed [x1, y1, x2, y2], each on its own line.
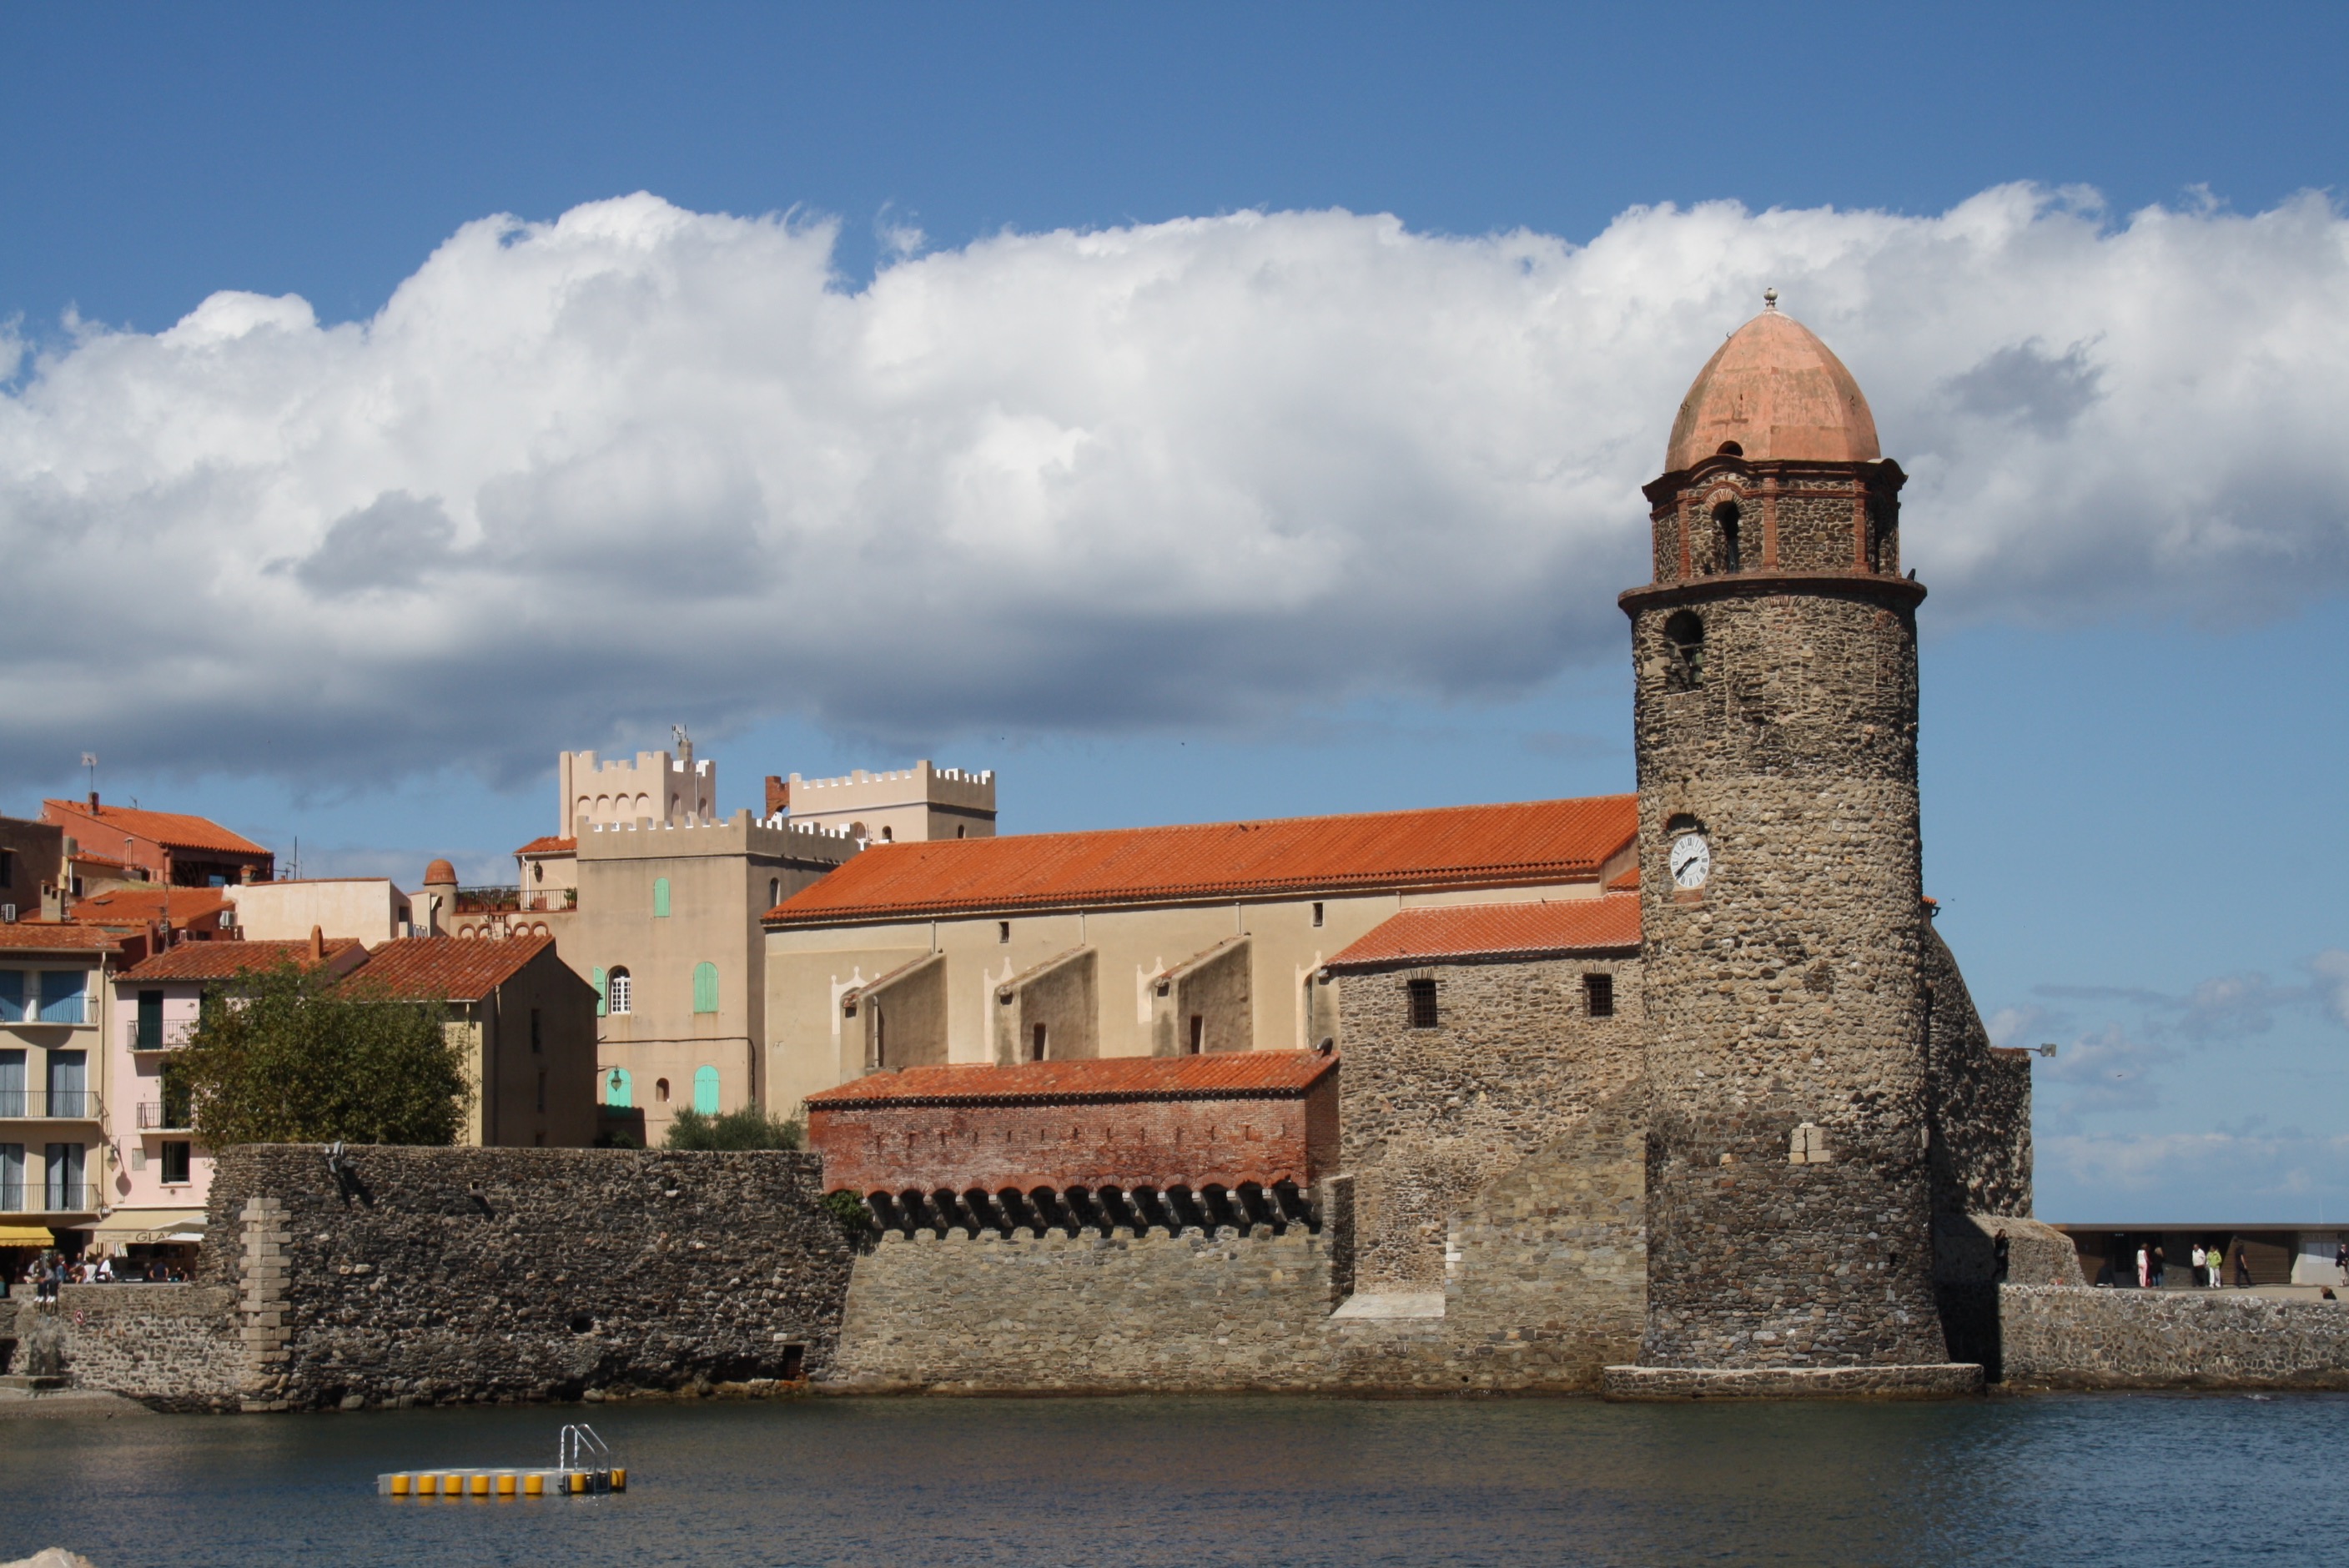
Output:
[10, 1248, 188, 1299]
[2132, 1241, 2255, 1289]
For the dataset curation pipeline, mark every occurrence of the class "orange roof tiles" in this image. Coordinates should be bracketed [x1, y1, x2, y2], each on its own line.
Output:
[343, 935, 552, 1002]
[1607, 864, 1639, 892]
[767, 796, 1637, 927]
[1664, 304, 1881, 472]
[514, 837, 576, 857]
[1325, 895, 1642, 970]
[70, 887, 232, 925]
[43, 800, 270, 857]
[0, 923, 122, 952]
[122, 937, 365, 981]
[807, 1051, 1337, 1108]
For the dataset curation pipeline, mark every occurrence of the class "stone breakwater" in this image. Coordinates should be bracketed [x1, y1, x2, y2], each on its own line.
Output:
[48, 1144, 853, 1412]
[1999, 1284, 2349, 1390]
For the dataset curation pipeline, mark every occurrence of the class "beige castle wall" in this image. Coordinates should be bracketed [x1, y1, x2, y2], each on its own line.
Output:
[560, 747, 716, 834]
[786, 762, 996, 843]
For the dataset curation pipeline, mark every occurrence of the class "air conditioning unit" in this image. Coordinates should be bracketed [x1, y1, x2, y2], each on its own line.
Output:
[0, 904, 15, 922]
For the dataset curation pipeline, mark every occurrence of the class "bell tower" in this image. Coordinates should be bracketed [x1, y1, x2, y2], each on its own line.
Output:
[1623, 293, 1949, 1372]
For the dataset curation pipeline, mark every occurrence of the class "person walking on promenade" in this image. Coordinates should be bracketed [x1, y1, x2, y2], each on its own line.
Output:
[2136, 1244, 2150, 1289]
[2336, 1238, 2347, 1287]
[2233, 1244, 2252, 1288]
[2150, 1244, 2166, 1288]
[2191, 1243, 2207, 1288]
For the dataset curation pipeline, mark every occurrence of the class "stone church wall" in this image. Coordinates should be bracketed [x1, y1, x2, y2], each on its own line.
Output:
[1923, 924, 2034, 1219]
[1336, 955, 1642, 1291]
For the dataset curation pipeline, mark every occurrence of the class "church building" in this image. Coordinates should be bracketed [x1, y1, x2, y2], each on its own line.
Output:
[791, 298, 2035, 1395]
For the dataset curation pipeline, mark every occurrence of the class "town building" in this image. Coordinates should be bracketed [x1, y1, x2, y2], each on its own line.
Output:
[41, 797, 274, 887]
[69, 884, 239, 959]
[0, 923, 121, 1269]
[228, 877, 417, 943]
[0, 815, 65, 923]
[335, 935, 599, 1148]
[102, 935, 371, 1254]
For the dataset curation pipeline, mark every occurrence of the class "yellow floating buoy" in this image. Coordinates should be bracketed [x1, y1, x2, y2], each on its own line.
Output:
[390, 1474, 411, 1497]
[496, 1472, 516, 1497]
[611, 1467, 626, 1491]
[471, 1473, 491, 1498]
[524, 1473, 544, 1497]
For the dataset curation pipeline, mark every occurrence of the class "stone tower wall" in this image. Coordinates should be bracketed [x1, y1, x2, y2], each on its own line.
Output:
[1630, 458, 1946, 1369]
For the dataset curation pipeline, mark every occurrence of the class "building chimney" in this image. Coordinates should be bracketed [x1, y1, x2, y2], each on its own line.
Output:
[309, 924, 325, 962]
[88, 790, 98, 812]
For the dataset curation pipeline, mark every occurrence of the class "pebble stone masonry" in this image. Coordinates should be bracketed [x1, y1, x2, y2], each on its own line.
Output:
[1618, 301, 1962, 1385]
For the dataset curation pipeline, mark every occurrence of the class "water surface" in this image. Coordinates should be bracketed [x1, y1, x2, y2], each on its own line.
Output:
[0, 1392, 2337, 1567]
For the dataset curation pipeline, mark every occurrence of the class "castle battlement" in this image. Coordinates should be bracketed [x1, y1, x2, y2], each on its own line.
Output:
[573, 807, 860, 868]
[779, 759, 997, 842]
[560, 736, 717, 834]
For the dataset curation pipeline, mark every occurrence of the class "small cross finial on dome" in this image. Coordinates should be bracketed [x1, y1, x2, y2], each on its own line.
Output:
[1763, 287, 1779, 312]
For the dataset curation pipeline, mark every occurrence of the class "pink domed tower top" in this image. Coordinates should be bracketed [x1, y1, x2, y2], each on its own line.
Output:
[1662, 290, 1879, 473]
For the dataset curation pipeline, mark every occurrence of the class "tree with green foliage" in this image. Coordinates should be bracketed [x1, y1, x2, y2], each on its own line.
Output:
[661, 1103, 803, 1150]
[179, 961, 474, 1146]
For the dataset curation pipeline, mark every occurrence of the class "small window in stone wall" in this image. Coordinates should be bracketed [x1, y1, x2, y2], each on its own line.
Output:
[1311, 902, 1324, 927]
[998, 921, 1011, 943]
[1584, 972, 1615, 1018]
[1406, 977, 1438, 1029]
[1032, 1023, 1049, 1062]
[1188, 1015, 1204, 1054]
[1662, 611, 1704, 691]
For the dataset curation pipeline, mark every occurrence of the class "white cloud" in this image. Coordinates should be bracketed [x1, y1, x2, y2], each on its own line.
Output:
[2039, 1128, 2349, 1219]
[4, 184, 2349, 786]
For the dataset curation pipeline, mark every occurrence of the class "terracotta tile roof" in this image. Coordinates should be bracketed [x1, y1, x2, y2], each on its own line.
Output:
[514, 837, 576, 857]
[767, 796, 1637, 927]
[70, 887, 232, 925]
[1607, 864, 1639, 892]
[807, 1051, 1338, 1108]
[342, 934, 552, 1003]
[0, 923, 122, 953]
[122, 937, 365, 981]
[68, 852, 132, 870]
[1325, 895, 1642, 970]
[43, 800, 270, 857]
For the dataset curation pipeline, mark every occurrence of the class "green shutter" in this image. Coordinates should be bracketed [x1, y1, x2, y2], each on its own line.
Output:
[652, 877, 671, 917]
[692, 961, 718, 1015]
[591, 966, 607, 1018]
[692, 1065, 720, 1114]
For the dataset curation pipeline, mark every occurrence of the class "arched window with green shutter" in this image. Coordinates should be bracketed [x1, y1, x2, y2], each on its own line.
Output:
[692, 961, 718, 1014]
[591, 967, 607, 1018]
[692, 1065, 720, 1114]
[602, 1067, 632, 1108]
[652, 877, 671, 917]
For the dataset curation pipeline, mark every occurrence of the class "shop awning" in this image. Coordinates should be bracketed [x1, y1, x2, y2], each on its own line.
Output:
[0, 1225, 57, 1245]
[87, 1209, 206, 1241]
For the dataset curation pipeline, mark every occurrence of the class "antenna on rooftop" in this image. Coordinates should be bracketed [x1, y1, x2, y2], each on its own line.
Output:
[81, 751, 98, 810]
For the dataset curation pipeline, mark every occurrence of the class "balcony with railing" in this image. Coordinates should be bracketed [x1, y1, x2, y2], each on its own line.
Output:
[129, 1017, 197, 1053]
[136, 1100, 194, 1132]
[0, 1089, 104, 1122]
[0, 1183, 97, 1215]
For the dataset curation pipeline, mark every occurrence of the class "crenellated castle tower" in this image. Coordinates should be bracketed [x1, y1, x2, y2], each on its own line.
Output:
[1622, 294, 1950, 1372]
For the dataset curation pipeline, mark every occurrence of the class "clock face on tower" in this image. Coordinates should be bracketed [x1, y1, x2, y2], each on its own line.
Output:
[1669, 832, 1712, 891]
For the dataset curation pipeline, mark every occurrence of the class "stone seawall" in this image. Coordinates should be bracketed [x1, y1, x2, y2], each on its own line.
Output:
[43, 1144, 854, 1411]
[1999, 1284, 2349, 1390]
[203, 1145, 854, 1411]
[23, 1287, 242, 1408]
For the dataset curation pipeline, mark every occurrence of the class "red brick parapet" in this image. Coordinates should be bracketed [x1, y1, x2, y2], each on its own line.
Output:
[806, 1052, 1338, 1197]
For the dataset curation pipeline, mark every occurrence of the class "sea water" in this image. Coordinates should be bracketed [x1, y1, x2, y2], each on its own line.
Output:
[0, 1392, 2338, 1567]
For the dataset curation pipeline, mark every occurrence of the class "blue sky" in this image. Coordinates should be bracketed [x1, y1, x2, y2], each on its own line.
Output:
[4, 3, 2346, 1219]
